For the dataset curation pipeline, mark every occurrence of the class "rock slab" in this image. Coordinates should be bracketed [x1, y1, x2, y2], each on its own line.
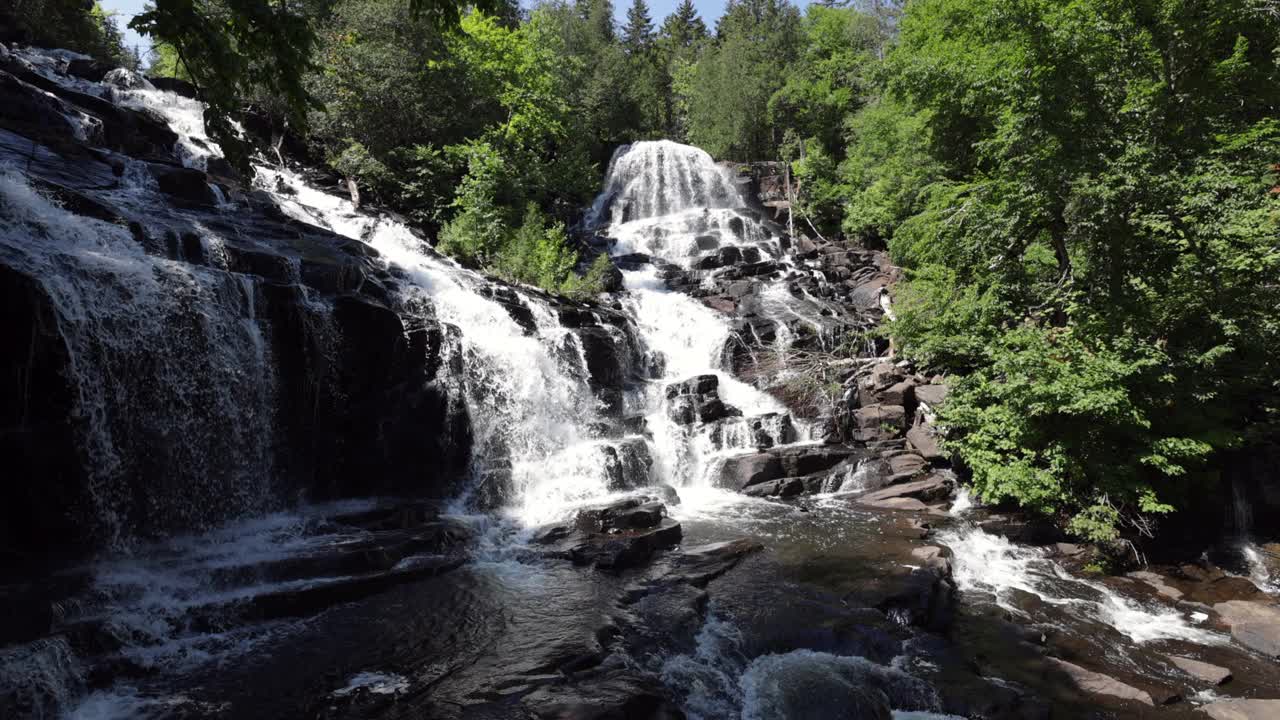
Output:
[1168, 655, 1232, 685]
[1048, 658, 1154, 705]
[1202, 699, 1280, 720]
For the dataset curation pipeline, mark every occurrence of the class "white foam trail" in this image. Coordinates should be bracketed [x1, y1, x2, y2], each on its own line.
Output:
[660, 609, 941, 720]
[949, 487, 974, 516]
[1241, 543, 1279, 593]
[332, 671, 410, 697]
[939, 526, 1225, 645]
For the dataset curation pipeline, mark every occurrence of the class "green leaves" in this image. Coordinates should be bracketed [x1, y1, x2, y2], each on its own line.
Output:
[840, 0, 1280, 542]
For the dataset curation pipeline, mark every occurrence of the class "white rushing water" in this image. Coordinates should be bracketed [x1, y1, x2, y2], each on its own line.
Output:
[1241, 542, 1280, 593]
[0, 167, 277, 546]
[255, 165, 623, 526]
[939, 525, 1224, 645]
[660, 607, 944, 720]
[597, 141, 815, 491]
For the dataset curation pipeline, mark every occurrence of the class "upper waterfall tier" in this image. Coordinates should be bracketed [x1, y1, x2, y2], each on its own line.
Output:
[591, 141, 745, 227]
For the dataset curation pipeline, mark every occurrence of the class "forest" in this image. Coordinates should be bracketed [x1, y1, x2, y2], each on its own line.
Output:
[15, 0, 1280, 544]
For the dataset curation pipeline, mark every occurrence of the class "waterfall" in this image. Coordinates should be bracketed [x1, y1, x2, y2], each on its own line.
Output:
[589, 140, 742, 227]
[593, 141, 807, 490]
[256, 166, 626, 527]
[0, 168, 278, 546]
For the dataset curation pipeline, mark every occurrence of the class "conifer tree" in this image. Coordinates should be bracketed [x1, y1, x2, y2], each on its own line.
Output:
[623, 0, 654, 53]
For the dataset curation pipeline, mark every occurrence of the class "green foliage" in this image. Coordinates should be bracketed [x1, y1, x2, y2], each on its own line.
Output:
[844, 0, 1280, 541]
[496, 205, 580, 292]
[437, 141, 511, 265]
[147, 42, 194, 80]
[6, 0, 138, 68]
[686, 0, 802, 159]
[622, 0, 653, 53]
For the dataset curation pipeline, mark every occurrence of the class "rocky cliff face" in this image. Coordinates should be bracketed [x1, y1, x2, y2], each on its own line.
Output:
[0, 46, 643, 569]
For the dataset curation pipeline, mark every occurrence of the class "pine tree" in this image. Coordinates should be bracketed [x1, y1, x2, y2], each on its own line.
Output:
[584, 0, 616, 43]
[659, 0, 707, 57]
[623, 0, 653, 53]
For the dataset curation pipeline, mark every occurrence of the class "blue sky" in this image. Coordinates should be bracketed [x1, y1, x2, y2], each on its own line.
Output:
[101, 0, 815, 61]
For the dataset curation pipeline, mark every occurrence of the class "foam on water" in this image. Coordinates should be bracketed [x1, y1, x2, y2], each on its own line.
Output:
[660, 608, 941, 720]
[332, 671, 410, 697]
[949, 487, 974, 516]
[939, 525, 1225, 645]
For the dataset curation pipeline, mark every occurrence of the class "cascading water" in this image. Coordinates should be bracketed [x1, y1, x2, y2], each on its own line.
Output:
[593, 141, 820, 494]
[0, 159, 277, 547]
[254, 166, 623, 526]
[938, 525, 1223, 646]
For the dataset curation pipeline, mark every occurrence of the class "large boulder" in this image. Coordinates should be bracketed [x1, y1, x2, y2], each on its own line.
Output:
[857, 474, 953, 509]
[1166, 656, 1232, 685]
[151, 165, 218, 205]
[853, 404, 906, 442]
[906, 422, 944, 461]
[717, 446, 860, 492]
[1213, 600, 1280, 657]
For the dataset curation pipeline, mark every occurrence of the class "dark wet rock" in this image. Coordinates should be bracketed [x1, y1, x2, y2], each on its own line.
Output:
[843, 561, 956, 632]
[853, 404, 906, 442]
[742, 477, 807, 499]
[603, 438, 655, 491]
[152, 165, 217, 205]
[702, 295, 737, 314]
[878, 379, 916, 407]
[655, 484, 681, 506]
[0, 70, 82, 142]
[613, 252, 651, 270]
[976, 515, 1067, 546]
[570, 519, 683, 571]
[66, 58, 113, 82]
[535, 498, 684, 571]
[716, 446, 860, 492]
[886, 452, 927, 477]
[745, 412, 797, 449]
[483, 285, 538, 334]
[695, 234, 719, 251]
[1184, 575, 1264, 605]
[905, 423, 944, 462]
[665, 374, 739, 425]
